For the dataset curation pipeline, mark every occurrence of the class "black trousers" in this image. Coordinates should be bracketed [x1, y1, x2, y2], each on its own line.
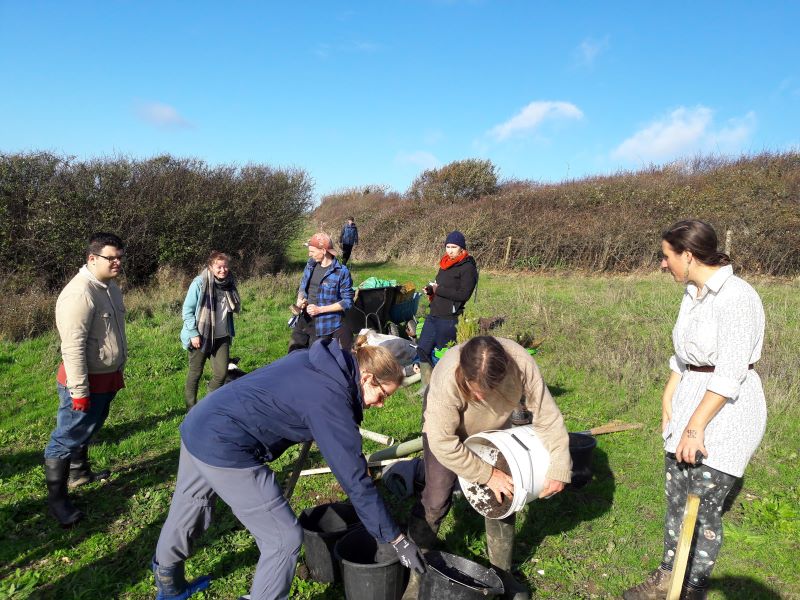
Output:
[288, 313, 353, 353]
[341, 244, 354, 264]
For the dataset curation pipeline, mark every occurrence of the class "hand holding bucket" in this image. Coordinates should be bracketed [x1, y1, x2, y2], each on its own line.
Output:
[458, 426, 552, 520]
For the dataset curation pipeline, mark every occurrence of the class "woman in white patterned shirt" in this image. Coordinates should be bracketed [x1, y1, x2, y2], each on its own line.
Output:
[624, 220, 766, 600]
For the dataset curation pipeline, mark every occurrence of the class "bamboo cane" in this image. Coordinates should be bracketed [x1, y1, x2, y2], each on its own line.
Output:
[299, 457, 410, 477]
[359, 428, 395, 446]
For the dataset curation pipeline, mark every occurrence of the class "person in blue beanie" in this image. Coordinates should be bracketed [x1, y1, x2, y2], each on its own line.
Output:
[416, 230, 478, 391]
[151, 337, 425, 600]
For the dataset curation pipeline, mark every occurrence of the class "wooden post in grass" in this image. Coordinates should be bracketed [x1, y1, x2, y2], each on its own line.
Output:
[725, 229, 732, 256]
[666, 493, 701, 600]
[504, 236, 512, 265]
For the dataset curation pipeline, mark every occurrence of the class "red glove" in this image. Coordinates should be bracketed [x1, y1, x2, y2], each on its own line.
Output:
[72, 397, 91, 412]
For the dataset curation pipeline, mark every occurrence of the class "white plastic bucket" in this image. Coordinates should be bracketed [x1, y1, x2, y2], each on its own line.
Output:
[458, 426, 551, 520]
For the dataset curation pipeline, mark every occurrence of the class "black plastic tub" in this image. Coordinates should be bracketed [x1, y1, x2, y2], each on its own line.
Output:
[419, 550, 504, 599]
[333, 527, 406, 600]
[298, 502, 361, 583]
[568, 432, 597, 489]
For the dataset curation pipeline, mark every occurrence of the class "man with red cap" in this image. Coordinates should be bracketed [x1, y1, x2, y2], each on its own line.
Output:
[289, 232, 355, 352]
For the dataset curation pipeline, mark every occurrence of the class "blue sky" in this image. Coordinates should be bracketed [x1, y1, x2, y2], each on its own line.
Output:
[1, 1, 798, 201]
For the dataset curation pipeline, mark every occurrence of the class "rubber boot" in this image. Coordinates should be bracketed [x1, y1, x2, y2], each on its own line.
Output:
[621, 567, 671, 600]
[68, 444, 111, 488]
[485, 515, 530, 600]
[152, 557, 211, 600]
[44, 457, 83, 527]
[417, 363, 432, 397]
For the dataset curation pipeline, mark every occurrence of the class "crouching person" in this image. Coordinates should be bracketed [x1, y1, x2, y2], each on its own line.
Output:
[44, 232, 127, 527]
[152, 336, 425, 600]
[405, 336, 571, 600]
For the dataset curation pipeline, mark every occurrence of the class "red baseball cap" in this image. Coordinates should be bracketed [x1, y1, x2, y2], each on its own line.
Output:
[304, 232, 338, 256]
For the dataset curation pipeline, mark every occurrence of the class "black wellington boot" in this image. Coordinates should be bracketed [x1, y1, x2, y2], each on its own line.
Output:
[44, 457, 84, 527]
[68, 444, 111, 488]
[485, 515, 531, 600]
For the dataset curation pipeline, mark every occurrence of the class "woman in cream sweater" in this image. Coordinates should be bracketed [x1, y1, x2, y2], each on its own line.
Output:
[406, 336, 571, 600]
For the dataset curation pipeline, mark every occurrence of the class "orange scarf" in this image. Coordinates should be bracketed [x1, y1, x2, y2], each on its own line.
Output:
[439, 250, 469, 270]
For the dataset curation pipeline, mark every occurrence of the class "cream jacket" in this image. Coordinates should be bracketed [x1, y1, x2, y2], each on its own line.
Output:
[56, 266, 127, 398]
[423, 337, 572, 485]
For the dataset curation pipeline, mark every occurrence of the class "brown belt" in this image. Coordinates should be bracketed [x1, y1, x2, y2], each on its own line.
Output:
[686, 364, 754, 373]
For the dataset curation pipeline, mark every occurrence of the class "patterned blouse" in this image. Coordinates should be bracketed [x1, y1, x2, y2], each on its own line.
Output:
[664, 265, 767, 477]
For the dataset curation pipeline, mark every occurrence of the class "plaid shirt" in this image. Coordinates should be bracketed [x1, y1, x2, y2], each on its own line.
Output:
[298, 258, 354, 336]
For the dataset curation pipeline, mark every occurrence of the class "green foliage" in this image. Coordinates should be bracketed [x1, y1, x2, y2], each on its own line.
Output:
[0, 152, 313, 290]
[316, 152, 800, 276]
[407, 158, 498, 202]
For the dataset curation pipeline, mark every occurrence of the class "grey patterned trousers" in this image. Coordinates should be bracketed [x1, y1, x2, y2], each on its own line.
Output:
[659, 453, 739, 589]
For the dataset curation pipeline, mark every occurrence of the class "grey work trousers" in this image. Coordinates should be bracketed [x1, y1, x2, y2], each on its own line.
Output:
[155, 443, 303, 600]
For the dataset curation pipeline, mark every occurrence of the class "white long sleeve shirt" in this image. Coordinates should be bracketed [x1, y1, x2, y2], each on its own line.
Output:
[663, 265, 766, 477]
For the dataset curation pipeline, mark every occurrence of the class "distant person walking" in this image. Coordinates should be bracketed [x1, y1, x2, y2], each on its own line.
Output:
[44, 232, 127, 527]
[339, 216, 359, 265]
[416, 230, 478, 390]
[289, 232, 355, 352]
[623, 220, 767, 600]
[181, 251, 241, 410]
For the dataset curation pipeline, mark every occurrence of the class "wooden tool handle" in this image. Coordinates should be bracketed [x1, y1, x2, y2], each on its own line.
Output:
[666, 493, 701, 600]
[579, 421, 644, 436]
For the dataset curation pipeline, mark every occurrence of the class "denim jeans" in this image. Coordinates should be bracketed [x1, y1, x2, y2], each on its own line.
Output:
[416, 315, 458, 366]
[44, 383, 116, 459]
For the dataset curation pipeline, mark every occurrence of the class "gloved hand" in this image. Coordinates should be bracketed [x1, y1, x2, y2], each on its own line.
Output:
[391, 534, 426, 574]
[72, 396, 90, 412]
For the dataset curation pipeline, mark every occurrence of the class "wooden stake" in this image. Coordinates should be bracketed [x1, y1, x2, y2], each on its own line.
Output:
[504, 236, 512, 265]
[666, 493, 701, 600]
[578, 421, 644, 436]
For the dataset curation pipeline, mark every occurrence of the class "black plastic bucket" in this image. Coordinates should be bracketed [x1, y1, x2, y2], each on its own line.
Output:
[298, 502, 361, 583]
[419, 550, 504, 599]
[333, 527, 406, 600]
[568, 432, 597, 489]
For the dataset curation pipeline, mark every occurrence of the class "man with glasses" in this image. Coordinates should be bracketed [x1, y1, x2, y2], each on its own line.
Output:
[43, 232, 128, 526]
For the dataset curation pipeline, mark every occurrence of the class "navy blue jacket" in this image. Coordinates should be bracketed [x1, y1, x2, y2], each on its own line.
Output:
[180, 339, 400, 542]
[340, 223, 359, 246]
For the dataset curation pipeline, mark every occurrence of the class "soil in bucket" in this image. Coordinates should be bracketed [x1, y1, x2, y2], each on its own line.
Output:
[462, 443, 512, 519]
[419, 550, 504, 599]
[298, 502, 361, 583]
[333, 526, 406, 600]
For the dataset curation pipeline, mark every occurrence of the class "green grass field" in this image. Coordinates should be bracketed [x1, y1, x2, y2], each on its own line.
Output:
[1, 254, 798, 599]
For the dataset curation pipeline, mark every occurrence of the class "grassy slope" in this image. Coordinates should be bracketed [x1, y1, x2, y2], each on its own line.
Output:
[0, 254, 797, 599]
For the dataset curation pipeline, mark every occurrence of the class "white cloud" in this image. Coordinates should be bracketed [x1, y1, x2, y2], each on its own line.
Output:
[612, 106, 756, 162]
[574, 36, 609, 67]
[489, 101, 584, 141]
[134, 102, 192, 130]
[395, 151, 440, 170]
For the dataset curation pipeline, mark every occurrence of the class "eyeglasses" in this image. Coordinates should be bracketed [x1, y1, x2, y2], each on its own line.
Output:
[93, 253, 125, 263]
[372, 377, 390, 401]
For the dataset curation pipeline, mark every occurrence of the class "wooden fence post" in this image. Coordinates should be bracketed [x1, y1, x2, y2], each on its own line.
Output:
[504, 236, 512, 266]
[725, 229, 732, 255]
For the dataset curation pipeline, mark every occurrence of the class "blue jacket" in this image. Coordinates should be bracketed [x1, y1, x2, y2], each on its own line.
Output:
[298, 258, 354, 336]
[180, 275, 236, 349]
[340, 223, 359, 246]
[180, 338, 401, 542]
